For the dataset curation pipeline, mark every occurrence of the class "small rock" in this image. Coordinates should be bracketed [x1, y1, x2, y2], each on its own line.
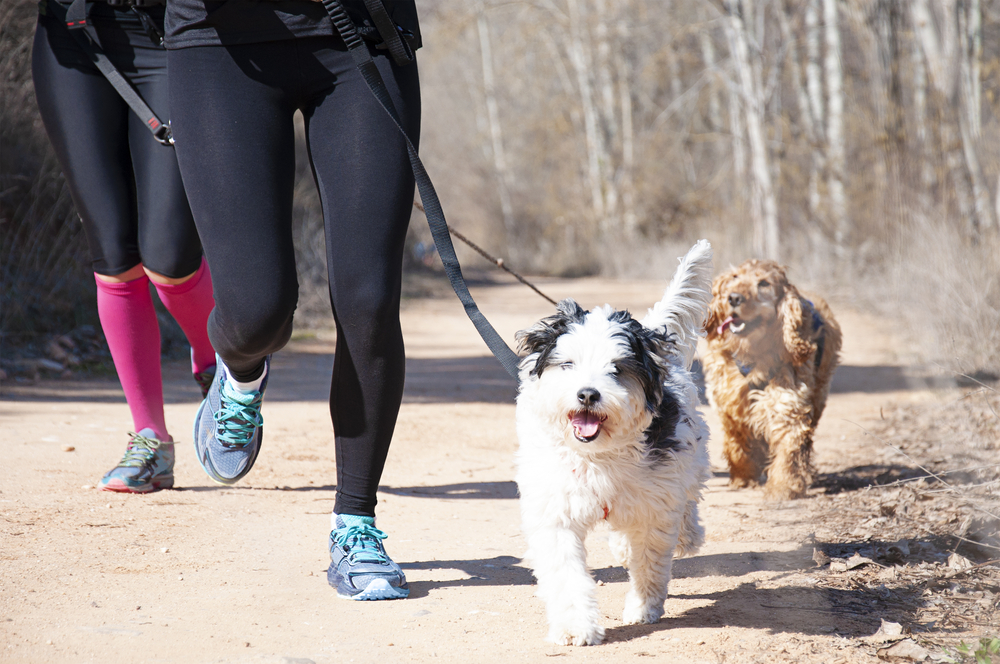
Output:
[830, 559, 849, 572]
[47, 340, 69, 362]
[37, 358, 65, 372]
[813, 547, 830, 567]
[596, 580, 605, 586]
[62, 445, 75, 452]
[82, 485, 92, 490]
[161, 548, 169, 553]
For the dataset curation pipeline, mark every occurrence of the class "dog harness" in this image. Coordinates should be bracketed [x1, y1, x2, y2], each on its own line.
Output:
[735, 299, 826, 379]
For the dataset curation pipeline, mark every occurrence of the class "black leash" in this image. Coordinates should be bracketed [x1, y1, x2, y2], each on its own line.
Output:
[49, 0, 174, 146]
[411, 201, 558, 307]
[322, 0, 522, 382]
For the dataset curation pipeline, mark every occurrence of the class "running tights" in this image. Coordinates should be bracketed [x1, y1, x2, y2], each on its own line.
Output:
[168, 36, 420, 516]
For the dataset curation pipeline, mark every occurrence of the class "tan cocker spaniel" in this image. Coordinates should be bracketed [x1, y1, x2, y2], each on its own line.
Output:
[702, 260, 841, 499]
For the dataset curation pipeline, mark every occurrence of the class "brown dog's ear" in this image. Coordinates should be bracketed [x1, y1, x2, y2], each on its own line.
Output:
[780, 285, 814, 365]
[704, 277, 727, 341]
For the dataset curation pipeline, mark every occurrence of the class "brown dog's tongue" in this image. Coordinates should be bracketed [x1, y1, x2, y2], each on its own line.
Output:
[571, 411, 601, 438]
[717, 316, 734, 335]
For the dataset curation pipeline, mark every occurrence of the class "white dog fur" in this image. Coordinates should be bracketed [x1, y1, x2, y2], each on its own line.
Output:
[514, 240, 714, 646]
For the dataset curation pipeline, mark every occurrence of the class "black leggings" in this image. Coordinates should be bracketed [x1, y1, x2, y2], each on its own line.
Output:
[32, 8, 202, 278]
[168, 37, 420, 516]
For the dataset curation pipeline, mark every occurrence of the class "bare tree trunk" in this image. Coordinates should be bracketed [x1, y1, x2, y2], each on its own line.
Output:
[566, 0, 607, 226]
[699, 24, 722, 133]
[476, 1, 517, 247]
[615, 13, 638, 236]
[805, 0, 825, 226]
[724, 0, 779, 259]
[593, 0, 619, 235]
[911, 0, 993, 234]
[957, 0, 995, 231]
[823, 0, 848, 255]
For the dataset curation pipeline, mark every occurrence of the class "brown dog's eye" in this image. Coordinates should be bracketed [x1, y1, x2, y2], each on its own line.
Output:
[758, 279, 770, 288]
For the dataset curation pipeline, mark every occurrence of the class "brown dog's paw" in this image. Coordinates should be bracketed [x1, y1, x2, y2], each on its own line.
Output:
[728, 476, 760, 489]
[763, 481, 807, 500]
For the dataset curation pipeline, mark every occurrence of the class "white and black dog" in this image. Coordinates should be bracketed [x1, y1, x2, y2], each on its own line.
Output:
[514, 240, 713, 646]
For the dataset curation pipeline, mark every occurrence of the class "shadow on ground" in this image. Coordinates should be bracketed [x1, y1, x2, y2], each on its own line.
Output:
[401, 555, 533, 598]
[380, 481, 518, 500]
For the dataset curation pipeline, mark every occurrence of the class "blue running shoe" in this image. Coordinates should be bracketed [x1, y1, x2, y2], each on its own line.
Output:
[193, 365, 216, 400]
[192, 356, 268, 485]
[98, 429, 174, 494]
[327, 515, 410, 600]
[192, 349, 217, 400]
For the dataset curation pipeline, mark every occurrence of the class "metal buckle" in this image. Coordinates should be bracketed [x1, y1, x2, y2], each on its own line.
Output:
[153, 122, 174, 147]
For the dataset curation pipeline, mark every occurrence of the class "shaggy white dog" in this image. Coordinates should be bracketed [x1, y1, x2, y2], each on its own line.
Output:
[514, 240, 713, 646]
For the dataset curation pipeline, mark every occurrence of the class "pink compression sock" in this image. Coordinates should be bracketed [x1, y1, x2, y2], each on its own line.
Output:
[95, 274, 169, 441]
[152, 258, 217, 374]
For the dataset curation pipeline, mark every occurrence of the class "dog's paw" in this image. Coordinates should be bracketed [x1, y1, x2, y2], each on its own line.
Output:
[728, 476, 759, 489]
[763, 482, 806, 500]
[622, 593, 665, 625]
[548, 622, 605, 646]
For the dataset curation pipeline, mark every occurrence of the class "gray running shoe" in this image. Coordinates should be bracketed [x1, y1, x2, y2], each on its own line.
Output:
[192, 356, 268, 485]
[327, 515, 409, 600]
[98, 429, 174, 493]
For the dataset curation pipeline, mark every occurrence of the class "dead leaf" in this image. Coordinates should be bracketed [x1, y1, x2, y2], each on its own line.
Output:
[876, 638, 930, 661]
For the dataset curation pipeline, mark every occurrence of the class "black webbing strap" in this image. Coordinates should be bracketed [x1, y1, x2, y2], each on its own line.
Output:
[360, 0, 413, 66]
[53, 0, 173, 146]
[321, 0, 522, 382]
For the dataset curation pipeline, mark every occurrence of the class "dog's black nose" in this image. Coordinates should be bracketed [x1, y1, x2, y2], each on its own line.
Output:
[577, 388, 600, 407]
[728, 293, 744, 307]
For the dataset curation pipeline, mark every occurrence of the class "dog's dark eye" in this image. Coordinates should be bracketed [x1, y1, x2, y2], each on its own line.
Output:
[609, 364, 619, 375]
[758, 279, 770, 289]
[560, 361, 574, 370]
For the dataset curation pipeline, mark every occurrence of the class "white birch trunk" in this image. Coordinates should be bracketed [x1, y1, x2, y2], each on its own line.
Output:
[615, 15, 638, 236]
[593, 0, 619, 233]
[566, 0, 607, 224]
[476, 2, 517, 244]
[823, 0, 848, 254]
[805, 0, 825, 224]
[725, 0, 779, 259]
[911, 0, 992, 233]
[699, 27, 722, 133]
[957, 0, 994, 231]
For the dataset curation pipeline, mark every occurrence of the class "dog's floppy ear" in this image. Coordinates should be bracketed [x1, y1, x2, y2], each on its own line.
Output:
[703, 273, 729, 342]
[779, 283, 814, 365]
[515, 298, 587, 377]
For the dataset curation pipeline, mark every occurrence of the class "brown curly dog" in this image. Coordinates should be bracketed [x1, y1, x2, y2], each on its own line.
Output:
[702, 260, 842, 499]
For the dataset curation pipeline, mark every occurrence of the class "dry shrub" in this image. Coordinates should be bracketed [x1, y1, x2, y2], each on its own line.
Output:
[1, 0, 96, 342]
[886, 216, 1000, 376]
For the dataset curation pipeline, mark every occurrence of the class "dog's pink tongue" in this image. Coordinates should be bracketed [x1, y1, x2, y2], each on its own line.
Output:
[717, 317, 734, 335]
[572, 411, 602, 438]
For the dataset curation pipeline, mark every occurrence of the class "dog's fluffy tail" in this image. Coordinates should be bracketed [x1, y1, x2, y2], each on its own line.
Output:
[641, 239, 713, 368]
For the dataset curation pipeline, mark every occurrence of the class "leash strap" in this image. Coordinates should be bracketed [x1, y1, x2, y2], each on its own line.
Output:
[54, 0, 174, 146]
[321, 0, 522, 382]
[360, 0, 414, 66]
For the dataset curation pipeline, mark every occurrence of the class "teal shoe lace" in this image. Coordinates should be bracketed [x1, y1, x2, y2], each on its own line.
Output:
[333, 523, 391, 565]
[214, 382, 263, 448]
[117, 432, 166, 467]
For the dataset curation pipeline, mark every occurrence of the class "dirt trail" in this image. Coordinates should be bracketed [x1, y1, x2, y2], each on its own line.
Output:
[0, 276, 956, 663]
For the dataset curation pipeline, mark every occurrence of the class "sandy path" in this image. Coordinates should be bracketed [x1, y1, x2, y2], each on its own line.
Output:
[0, 276, 945, 663]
